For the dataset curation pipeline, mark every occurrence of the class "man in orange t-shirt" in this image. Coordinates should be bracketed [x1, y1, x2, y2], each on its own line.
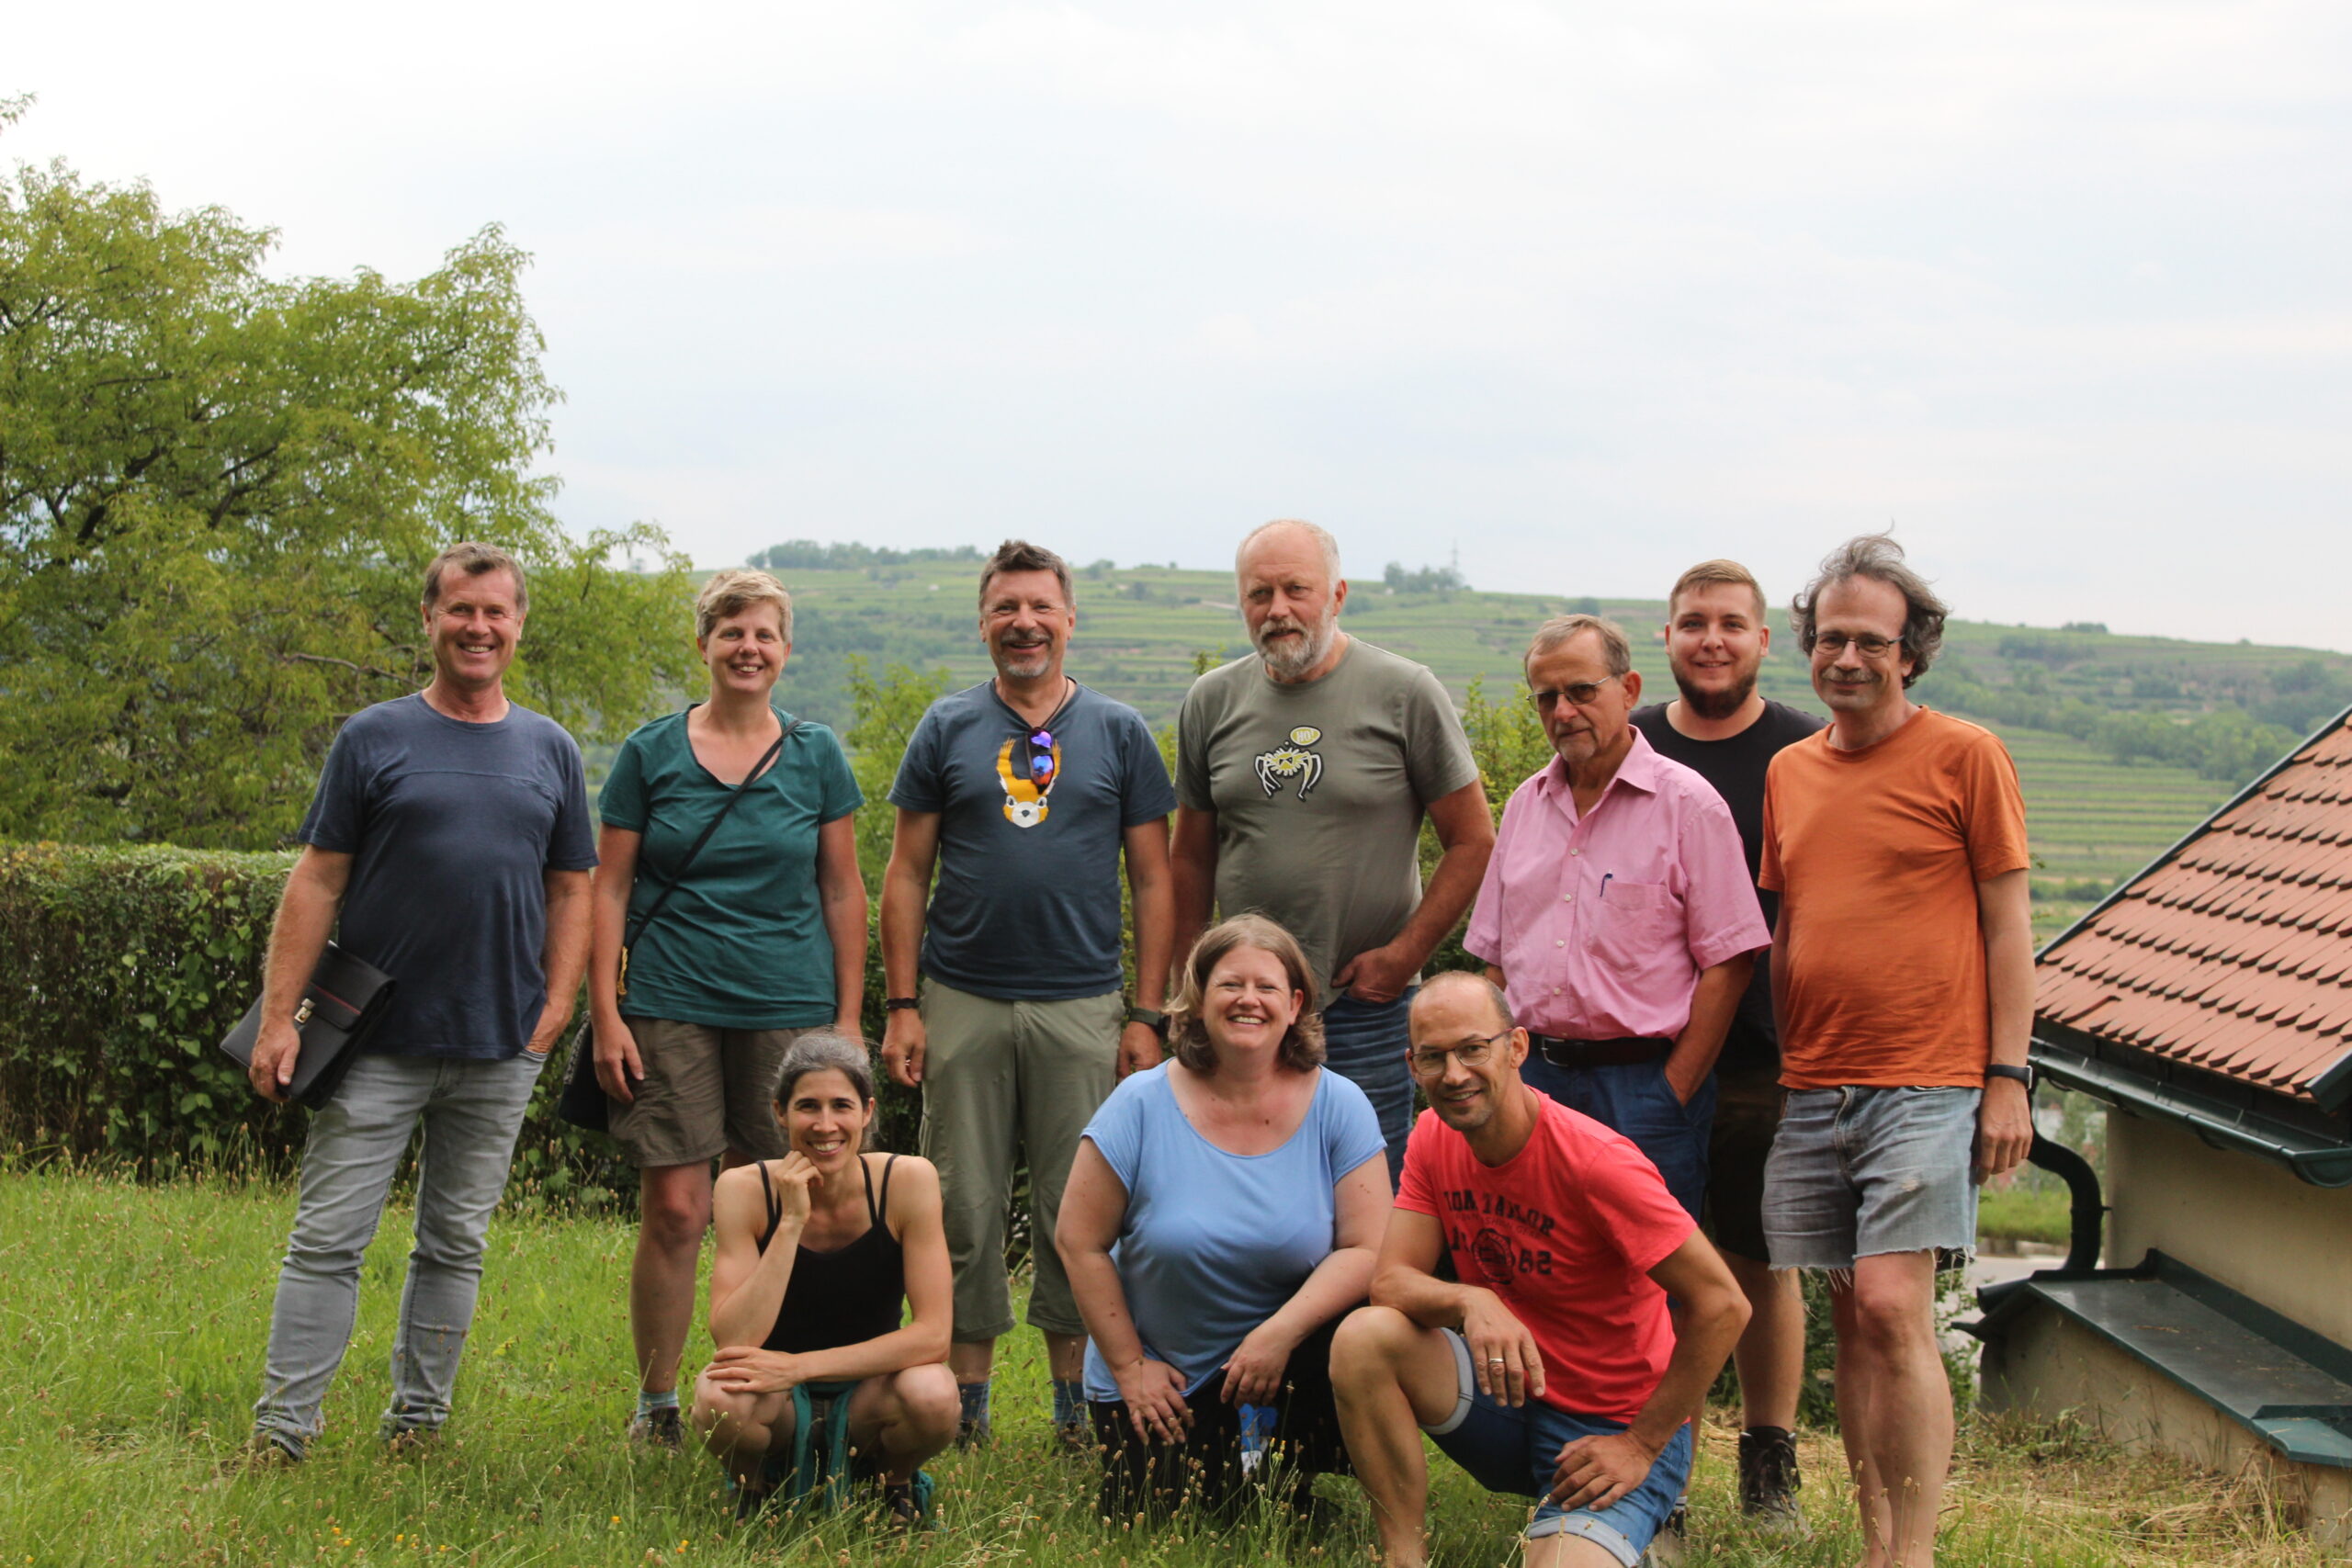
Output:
[1758, 534, 2034, 1568]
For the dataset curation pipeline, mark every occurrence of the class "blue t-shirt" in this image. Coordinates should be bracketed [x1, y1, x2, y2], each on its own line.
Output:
[888, 681, 1175, 1000]
[598, 708, 863, 1030]
[298, 693, 599, 1060]
[1079, 1065, 1386, 1401]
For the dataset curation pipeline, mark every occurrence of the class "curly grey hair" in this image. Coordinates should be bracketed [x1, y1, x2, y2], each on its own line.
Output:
[1789, 532, 1947, 686]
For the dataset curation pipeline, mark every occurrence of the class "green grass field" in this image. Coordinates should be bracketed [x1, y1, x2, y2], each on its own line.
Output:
[0, 1169, 2331, 1566]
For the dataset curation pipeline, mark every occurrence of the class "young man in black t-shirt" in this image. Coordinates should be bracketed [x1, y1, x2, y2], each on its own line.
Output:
[1628, 559, 1822, 1524]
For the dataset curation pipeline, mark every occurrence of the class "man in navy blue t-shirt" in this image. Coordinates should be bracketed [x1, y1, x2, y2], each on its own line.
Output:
[244, 542, 596, 1463]
[880, 540, 1176, 1450]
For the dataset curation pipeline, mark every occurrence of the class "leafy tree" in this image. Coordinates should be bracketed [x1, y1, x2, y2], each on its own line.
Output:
[1382, 560, 1465, 594]
[1458, 673, 1551, 818]
[748, 539, 981, 571]
[842, 655, 951, 897]
[0, 120, 692, 848]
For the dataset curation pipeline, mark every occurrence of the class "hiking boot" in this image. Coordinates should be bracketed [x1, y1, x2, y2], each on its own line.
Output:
[955, 1416, 991, 1450]
[627, 1405, 684, 1451]
[1736, 1425, 1804, 1525]
[1054, 1418, 1092, 1456]
[881, 1480, 922, 1536]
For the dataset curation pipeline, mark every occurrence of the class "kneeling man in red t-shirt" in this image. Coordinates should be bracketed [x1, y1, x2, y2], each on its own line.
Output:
[1332, 972, 1749, 1568]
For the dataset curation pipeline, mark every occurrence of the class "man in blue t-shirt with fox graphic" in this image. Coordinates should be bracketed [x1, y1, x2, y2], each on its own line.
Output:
[880, 539, 1178, 1450]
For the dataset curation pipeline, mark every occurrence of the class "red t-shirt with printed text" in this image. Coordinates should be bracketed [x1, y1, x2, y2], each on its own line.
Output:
[1396, 1088, 1694, 1423]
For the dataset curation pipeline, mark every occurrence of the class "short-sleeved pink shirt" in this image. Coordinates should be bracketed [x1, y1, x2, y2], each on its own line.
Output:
[1465, 730, 1770, 1040]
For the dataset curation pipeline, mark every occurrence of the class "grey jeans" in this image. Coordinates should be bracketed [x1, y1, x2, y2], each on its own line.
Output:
[253, 1049, 548, 1456]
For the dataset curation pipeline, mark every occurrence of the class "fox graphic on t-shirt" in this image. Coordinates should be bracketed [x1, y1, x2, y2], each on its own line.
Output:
[994, 736, 1060, 828]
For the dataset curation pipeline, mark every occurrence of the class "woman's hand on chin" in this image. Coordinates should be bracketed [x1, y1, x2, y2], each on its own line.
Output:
[1113, 1356, 1193, 1443]
[702, 1347, 804, 1394]
[1220, 1322, 1301, 1406]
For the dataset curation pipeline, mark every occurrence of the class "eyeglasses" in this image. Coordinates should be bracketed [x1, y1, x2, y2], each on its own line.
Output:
[1025, 729, 1057, 784]
[1526, 673, 1621, 712]
[1812, 631, 1901, 658]
[1408, 1030, 1513, 1077]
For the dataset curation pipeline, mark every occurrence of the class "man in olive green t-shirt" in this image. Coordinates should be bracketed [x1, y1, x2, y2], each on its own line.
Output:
[1170, 519, 1493, 1181]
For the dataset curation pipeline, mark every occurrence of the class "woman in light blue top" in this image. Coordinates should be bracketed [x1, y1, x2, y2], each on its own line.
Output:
[1057, 913, 1390, 1519]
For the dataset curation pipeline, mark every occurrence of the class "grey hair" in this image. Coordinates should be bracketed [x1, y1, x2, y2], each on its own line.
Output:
[1789, 532, 1947, 686]
[422, 541, 526, 613]
[1525, 613, 1633, 678]
[772, 1032, 876, 1109]
[1412, 969, 1516, 1034]
[1236, 518, 1342, 583]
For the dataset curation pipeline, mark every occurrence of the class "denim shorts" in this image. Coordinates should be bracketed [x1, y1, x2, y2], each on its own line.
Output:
[1761, 1086, 1982, 1271]
[1421, 1330, 1690, 1566]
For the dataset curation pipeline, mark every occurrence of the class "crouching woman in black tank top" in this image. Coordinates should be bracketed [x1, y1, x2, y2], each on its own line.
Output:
[692, 1034, 957, 1520]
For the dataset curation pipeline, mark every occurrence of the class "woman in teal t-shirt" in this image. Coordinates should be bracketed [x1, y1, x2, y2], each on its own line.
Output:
[589, 569, 866, 1446]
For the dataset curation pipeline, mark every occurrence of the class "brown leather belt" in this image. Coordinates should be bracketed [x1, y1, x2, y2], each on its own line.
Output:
[1530, 1034, 1673, 1068]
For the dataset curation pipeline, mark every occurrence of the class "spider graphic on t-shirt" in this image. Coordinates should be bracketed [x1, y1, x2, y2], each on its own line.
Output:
[1252, 726, 1325, 799]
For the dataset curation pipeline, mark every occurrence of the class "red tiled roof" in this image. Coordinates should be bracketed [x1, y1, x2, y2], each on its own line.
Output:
[2036, 714, 2352, 1108]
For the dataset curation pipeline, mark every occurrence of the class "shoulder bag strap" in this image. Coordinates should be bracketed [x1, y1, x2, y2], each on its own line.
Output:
[619, 717, 797, 991]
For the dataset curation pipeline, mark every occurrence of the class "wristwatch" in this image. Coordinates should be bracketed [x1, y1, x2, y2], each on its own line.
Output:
[1984, 1063, 2034, 1090]
[1124, 1006, 1170, 1040]
[884, 997, 920, 1012]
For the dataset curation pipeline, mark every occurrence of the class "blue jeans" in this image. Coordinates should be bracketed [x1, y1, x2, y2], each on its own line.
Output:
[1318, 989, 1416, 1187]
[253, 1049, 548, 1457]
[1519, 1054, 1713, 1221]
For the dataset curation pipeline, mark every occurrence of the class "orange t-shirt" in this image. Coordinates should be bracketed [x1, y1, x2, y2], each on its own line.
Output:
[1759, 708, 2029, 1089]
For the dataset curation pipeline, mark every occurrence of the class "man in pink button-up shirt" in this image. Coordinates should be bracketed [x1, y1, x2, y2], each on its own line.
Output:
[1464, 614, 1769, 1222]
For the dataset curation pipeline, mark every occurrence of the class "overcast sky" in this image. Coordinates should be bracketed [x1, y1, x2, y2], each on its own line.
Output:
[13, 2, 2350, 646]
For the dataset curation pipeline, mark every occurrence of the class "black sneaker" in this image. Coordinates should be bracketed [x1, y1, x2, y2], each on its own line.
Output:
[627, 1406, 684, 1451]
[1736, 1425, 1804, 1525]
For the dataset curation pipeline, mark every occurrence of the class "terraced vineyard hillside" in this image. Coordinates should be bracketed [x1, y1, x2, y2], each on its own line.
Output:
[741, 550, 2352, 941]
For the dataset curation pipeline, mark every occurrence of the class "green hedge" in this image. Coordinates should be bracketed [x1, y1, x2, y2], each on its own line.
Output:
[0, 842, 297, 1169]
[0, 842, 921, 1208]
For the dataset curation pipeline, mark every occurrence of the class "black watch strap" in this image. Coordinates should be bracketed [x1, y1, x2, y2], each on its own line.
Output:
[1984, 1063, 2033, 1089]
[885, 996, 920, 1012]
[1124, 1006, 1170, 1040]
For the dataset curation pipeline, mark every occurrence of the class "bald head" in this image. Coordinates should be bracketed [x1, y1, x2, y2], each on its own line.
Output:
[1410, 970, 1514, 1036]
[1236, 518, 1341, 582]
[1408, 971, 1528, 1142]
